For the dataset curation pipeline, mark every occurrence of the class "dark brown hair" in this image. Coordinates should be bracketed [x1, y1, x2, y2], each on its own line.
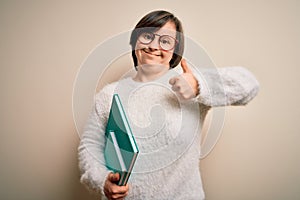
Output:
[130, 10, 184, 69]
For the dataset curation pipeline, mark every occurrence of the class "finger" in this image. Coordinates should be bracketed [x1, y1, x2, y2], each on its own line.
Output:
[116, 185, 129, 194]
[110, 183, 129, 194]
[110, 186, 129, 199]
[171, 84, 181, 92]
[109, 172, 120, 182]
[181, 59, 192, 74]
[111, 192, 126, 200]
[169, 77, 178, 85]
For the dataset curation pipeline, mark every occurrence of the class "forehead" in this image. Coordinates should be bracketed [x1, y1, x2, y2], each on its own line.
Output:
[154, 21, 176, 36]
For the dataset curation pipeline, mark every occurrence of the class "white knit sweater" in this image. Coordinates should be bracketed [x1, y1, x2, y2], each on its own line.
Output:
[78, 67, 259, 200]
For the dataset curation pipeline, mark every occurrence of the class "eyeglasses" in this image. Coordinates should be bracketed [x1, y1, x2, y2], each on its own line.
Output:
[138, 32, 177, 51]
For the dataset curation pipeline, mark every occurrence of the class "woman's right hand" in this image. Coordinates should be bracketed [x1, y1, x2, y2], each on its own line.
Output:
[104, 172, 129, 200]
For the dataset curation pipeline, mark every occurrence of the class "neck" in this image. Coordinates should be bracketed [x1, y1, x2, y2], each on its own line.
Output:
[133, 64, 169, 82]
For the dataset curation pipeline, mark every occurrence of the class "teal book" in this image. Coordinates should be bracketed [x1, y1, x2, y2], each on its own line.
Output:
[104, 94, 139, 186]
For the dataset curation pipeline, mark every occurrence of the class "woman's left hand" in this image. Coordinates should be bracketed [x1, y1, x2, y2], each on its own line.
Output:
[169, 59, 199, 100]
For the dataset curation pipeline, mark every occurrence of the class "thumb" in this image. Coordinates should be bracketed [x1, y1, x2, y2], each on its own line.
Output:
[181, 59, 192, 73]
[109, 173, 120, 182]
[169, 77, 178, 85]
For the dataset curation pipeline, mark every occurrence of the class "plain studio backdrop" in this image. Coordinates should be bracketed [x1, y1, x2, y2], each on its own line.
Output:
[0, 1, 299, 200]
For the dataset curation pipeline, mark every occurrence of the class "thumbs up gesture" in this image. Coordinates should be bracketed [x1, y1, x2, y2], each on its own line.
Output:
[169, 59, 199, 100]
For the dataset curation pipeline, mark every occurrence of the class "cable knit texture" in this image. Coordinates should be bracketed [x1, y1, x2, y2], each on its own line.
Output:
[78, 66, 259, 200]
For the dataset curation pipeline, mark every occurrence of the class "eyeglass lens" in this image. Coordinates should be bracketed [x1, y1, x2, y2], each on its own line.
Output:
[138, 32, 176, 51]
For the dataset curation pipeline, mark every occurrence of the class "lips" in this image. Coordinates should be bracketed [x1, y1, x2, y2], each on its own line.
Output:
[142, 49, 161, 56]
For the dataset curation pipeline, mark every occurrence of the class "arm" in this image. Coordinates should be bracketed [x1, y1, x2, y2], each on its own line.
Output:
[194, 66, 259, 107]
[78, 86, 113, 195]
[78, 83, 129, 200]
[169, 60, 259, 106]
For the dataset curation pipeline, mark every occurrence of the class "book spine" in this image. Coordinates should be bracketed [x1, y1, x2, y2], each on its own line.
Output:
[124, 153, 138, 184]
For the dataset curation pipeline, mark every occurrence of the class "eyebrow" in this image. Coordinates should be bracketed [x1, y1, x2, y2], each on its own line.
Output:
[151, 30, 177, 38]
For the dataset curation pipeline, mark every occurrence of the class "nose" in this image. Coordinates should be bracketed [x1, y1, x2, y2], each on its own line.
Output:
[148, 37, 160, 50]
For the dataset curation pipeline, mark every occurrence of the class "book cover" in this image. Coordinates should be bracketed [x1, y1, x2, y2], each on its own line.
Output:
[104, 94, 139, 186]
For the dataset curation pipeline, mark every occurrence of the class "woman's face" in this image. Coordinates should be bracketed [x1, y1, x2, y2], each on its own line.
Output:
[135, 21, 177, 68]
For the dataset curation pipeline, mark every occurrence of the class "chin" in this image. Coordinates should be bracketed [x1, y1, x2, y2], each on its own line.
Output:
[140, 63, 167, 67]
[140, 60, 159, 66]
[141, 60, 168, 66]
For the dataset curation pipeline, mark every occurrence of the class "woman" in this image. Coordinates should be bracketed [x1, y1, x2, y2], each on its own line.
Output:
[78, 10, 259, 200]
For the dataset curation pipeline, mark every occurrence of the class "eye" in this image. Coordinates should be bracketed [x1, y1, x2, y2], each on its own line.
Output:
[142, 32, 153, 40]
[161, 38, 171, 44]
[160, 36, 174, 45]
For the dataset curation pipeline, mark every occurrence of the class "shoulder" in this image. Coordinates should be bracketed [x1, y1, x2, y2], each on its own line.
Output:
[95, 82, 118, 101]
[94, 81, 119, 112]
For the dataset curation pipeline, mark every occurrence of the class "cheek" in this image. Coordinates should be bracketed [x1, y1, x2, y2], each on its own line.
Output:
[135, 43, 145, 61]
[135, 41, 146, 51]
[163, 51, 174, 62]
[135, 49, 142, 63]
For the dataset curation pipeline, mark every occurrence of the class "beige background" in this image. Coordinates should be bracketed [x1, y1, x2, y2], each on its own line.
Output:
[1, 0, 299, 199]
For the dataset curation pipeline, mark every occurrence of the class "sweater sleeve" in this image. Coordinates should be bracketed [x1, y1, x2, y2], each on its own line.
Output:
[78, 84, 115, 196]
[193, 66, 259, 107]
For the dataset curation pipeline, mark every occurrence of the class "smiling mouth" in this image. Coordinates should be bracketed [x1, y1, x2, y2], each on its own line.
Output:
[143, 49, 161, 56]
